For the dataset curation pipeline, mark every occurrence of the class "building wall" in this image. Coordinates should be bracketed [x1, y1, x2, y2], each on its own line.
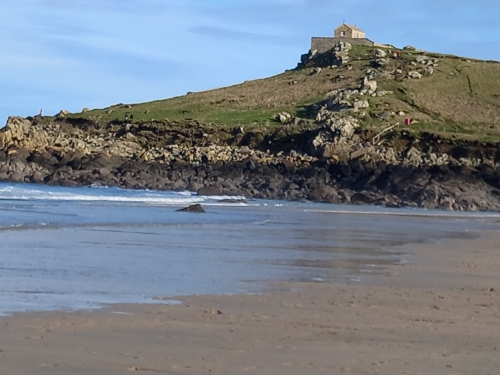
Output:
[334, 25, 351, 38]
[351, 30, 366, 38]
[334, 25, 366, 39]
[311, 37, 375, 54]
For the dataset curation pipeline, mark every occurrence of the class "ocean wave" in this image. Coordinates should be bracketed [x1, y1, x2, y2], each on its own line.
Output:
[0, 223, 24, 230]
[0, 184, 247, 207]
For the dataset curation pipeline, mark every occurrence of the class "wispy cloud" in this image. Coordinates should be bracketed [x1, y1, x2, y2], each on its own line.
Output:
[1, 0, 500, 122]
[189, 26, 300, 46]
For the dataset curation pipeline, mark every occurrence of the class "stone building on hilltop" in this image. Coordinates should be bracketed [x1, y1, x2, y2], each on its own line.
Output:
[311, 23, 390, 54]
[334, 23, 366, 39]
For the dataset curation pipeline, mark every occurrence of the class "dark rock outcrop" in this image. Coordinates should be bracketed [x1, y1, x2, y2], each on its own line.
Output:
[177, 204, 206, 213]
[1, 104, 500, 213]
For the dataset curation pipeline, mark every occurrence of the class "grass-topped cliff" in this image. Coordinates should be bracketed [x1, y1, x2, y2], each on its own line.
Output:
[2, 43, 500, 211]
[63, 45, 500, 142]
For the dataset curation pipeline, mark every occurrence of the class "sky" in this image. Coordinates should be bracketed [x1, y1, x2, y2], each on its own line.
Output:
[1, 0, 500, 124]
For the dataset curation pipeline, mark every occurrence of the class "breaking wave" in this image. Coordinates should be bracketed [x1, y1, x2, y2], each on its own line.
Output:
[0, 183, 248, 207]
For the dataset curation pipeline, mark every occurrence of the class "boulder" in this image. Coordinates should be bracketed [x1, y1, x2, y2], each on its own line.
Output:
[373, 49, 387, 58]
[276, 112, 292, 124]
[8, 148, 30, 162]
[31, 171, 48, 183]
[374, 58, 390, 68]
[0, 117, 32, 149]
[28, 150, 59, 166]
[351, 192, 376, 205]
[177, 204, 206, 213]
[318, 113, 360, 140]
[9, 171, 24, 182]
[362, 77, 377, 93]
[438, 196, 455, 211]
[334, 54, 350, 66]
[198, 185, 224, 196]
[404, 147, 423, 166]
[415, 55, 429, 64]
[351, 146, 375, 160]
[333, 42, 352, 53]
[106, 141, 142, 158]
[353, 100, 370, 111]
[310, 114, 361, 158]
[404, 45, 417, 51]
[383, 89, 396, 97]
[309, 185, 337, 201]
[56, 109, 70, 118]
[407, 71, 423, 79]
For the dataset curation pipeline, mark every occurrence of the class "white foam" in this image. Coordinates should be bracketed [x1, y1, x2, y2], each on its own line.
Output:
[0, 184, 247, 207]
[0, 224, 24, 230]
[253, 220, 271, 225]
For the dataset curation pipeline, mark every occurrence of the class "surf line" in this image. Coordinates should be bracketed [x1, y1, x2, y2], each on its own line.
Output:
[302, 209, 500, 219]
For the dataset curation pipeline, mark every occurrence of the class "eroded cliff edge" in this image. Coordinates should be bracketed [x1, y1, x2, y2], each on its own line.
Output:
[1, 114, 499, 211]
[1, 43, 500, 211]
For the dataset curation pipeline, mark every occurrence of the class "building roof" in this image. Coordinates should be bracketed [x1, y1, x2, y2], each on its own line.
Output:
[336, 23, 364, 33]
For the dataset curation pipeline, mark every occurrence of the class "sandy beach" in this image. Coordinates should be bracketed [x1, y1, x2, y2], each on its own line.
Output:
[1, 231, 499, 375]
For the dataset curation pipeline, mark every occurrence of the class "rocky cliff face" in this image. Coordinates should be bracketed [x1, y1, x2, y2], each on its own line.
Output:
[1, 113, 499, 211]
[1, 41, 500, 211]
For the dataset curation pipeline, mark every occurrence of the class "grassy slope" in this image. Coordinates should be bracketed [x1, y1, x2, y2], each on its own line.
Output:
[67, 46, 500, 141]
[406, 60, 500, 141]
[68, 69, 363, 129]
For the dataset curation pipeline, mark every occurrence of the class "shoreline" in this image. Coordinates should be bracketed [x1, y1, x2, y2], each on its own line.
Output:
[2, 116, 500, 212]
[1, 230, 499, 374]
[2, 156, 500, 212]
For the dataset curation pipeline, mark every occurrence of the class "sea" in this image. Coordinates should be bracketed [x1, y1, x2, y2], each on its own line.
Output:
[0, 182, 499, 316]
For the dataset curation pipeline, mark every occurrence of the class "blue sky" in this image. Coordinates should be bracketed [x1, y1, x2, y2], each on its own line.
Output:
[1, 0, 499, 124]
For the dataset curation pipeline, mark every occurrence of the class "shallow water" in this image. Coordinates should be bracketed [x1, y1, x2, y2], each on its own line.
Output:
[0, 182, 498, 315]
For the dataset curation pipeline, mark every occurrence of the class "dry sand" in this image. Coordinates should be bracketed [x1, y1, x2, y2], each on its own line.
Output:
[1, 231, 500, 375]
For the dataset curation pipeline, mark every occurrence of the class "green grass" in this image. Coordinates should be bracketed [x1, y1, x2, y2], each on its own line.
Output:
[63, 45, 500, 142]
[66, 65, 365, 128]
[347, 47, 500, 141]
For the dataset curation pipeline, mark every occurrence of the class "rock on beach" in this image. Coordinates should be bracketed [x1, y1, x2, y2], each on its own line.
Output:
[177, 204, 206, 213]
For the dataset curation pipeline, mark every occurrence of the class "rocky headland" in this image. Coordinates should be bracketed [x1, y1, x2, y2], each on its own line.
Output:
[1, 43, 500, 211]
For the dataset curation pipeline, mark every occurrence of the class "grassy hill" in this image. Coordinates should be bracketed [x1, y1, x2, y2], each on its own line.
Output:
[65, 45, 500, 142]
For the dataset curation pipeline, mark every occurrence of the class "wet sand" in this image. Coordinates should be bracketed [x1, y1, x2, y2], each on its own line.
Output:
[1, 232, 500, 374]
